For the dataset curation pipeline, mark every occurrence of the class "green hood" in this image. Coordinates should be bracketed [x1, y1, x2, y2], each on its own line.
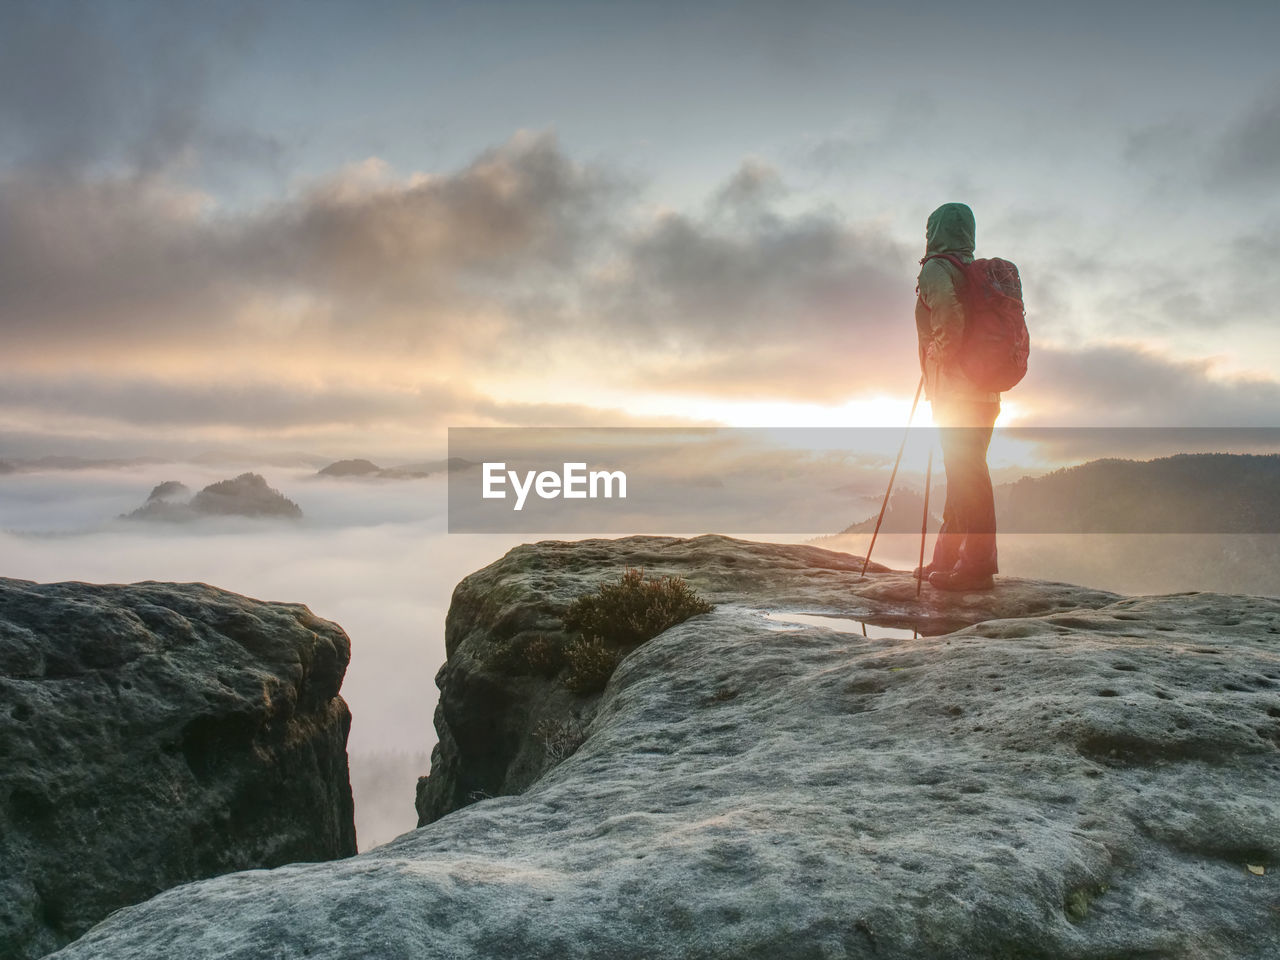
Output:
[924, 202, 975, 259]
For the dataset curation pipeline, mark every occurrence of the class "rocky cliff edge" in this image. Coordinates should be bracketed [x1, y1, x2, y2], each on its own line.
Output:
[50, 535, 1280, 959]
[1, 578, 356, 960]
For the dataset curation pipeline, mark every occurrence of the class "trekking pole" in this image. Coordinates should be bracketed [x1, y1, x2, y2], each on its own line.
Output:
[859, 374, 925, 579]
[917, 441, 934, 599]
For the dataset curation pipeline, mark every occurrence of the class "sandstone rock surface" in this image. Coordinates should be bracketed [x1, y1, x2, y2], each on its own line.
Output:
[418, 535, 1120, 823]
[49, 536, 1280, 959]
[0, 577, 356, 960]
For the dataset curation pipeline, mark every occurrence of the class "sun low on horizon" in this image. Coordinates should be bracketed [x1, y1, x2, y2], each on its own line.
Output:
[1, 0, 1278, 463]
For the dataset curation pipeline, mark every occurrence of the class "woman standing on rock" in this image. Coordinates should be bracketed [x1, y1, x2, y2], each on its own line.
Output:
[913, 202, 1006, 592]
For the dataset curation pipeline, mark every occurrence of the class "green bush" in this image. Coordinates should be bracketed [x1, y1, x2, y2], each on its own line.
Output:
[563, 636, 624, 693]
[563, 567, 713, 649]
[521, 633, 567, 677]
[561, 568, 713, 694]
[486, 632, 567, 678]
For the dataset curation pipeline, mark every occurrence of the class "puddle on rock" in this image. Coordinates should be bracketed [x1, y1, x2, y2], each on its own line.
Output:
[761, 611, 919, 639]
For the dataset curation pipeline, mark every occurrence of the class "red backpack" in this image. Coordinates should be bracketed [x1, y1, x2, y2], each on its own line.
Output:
[923, 252, 1030, 392]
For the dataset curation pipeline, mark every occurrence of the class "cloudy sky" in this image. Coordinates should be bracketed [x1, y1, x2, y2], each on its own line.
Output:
[3, 0, 1279, 461]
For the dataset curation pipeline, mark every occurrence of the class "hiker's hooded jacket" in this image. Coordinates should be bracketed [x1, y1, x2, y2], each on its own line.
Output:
[915, 203, 1000, 403]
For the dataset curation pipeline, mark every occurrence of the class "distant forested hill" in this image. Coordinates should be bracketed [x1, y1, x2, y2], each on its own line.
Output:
[839, 454, 1280, 534]
[996, 453, 1280, 533]
[840, 488, 941, 534]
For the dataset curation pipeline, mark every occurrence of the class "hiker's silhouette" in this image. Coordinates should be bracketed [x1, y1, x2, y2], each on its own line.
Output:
[914, 202, 1006, 592]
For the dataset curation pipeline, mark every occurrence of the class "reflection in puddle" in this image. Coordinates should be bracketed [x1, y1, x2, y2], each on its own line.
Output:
[762, 611, 919, 639]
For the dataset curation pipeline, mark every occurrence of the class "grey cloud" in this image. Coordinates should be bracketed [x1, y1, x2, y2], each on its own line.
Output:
[1223, 226, 1280, 325]
[629, 330, 1280, 424]
[588, 167, 915, 359]
[0, 0, 269, 175]
[1123, 119, 1197, 168]
[799, 92, 939, 179]
[804, 135, 864, 177]
[0, 173, 235, 347]
[0, 376, 471, 429]
[1026, 344, 1280, 427]
[0, 131, 624, 356]
[240, 133, 623, 304]
[1121, 82, 1280, 196]
[0, 135, 932, 420]
[628, 339, 918, 403]
[1, 139, 908, 368]
[1085, 226, 1280, 337]
[709, 159, 785, 215]
[1097, 273, 1219, 335]
[1213, 83, 1280, 187]
[0, 371, 681, 438]
[472, 398, 698, 429]
[577, 172, 926, 402]
[1232, 226, 1280, 263]
[5, 125, 1280, 438]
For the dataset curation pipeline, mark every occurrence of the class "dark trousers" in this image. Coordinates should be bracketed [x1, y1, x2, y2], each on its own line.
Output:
[930, 399, 1000, 575]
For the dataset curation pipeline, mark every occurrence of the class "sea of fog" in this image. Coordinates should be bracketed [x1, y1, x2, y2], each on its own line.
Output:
[0, 464, 536, 848]
[0, 464, 870, 847]
[3, 463, 1275, 847]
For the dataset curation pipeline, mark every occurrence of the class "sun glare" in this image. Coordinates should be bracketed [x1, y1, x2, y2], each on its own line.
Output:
[671, 393, 920, 430]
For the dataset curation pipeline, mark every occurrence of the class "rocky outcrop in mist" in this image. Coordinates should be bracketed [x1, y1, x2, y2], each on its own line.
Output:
[314, 458, 430, 479]
[145, 479, 191, 502]
[314, 456, 475, 479]
[0, 577, 356, 960]
[123, 472, 302, 521]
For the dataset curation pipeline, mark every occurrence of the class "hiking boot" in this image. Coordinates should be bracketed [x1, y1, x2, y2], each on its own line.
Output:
[912, 561, 954, 578]
[928, 569, 995, 592]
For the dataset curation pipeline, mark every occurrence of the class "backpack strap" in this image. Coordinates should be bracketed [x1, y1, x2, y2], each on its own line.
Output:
[920, 252, 970, 273]
[917, 252, 970, 304]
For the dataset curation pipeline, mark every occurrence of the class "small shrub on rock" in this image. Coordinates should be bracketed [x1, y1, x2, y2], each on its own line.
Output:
[561, 568, 713, 694]
[486, 633, 568, 677]
[522, 634, 567, 677]
[563, 637, 624, 694]
[563, 567, 713, 649]
[534, 716, 587, 766]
